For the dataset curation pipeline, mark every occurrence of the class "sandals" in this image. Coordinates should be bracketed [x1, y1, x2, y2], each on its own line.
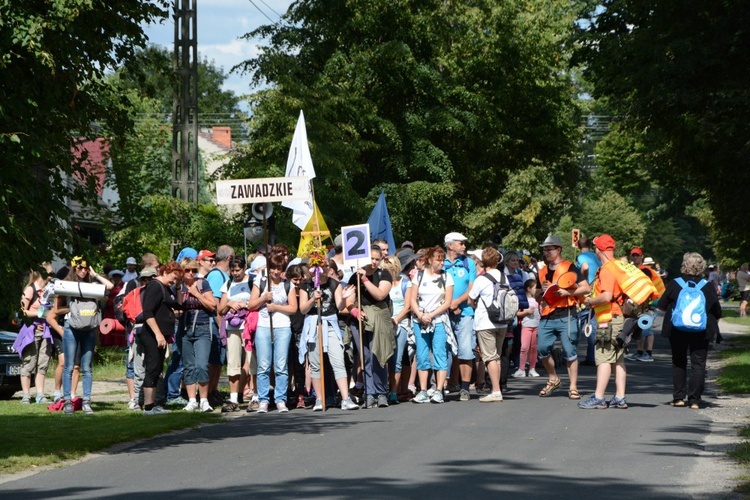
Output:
[670, 400, 686, 407]
[568, 389, 581, 400]
[539, 379, 562, 397]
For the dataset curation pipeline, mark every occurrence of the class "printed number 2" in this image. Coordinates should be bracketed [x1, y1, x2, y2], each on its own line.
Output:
[347, 231, 366, 256]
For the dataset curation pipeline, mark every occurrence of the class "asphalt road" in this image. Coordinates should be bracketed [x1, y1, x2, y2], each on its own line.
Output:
[1, 331, 741, 499]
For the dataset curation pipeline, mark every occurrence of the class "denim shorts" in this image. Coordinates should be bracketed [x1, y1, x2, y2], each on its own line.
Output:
[450, 314, 476, 360]
[537, 313, 579, 361]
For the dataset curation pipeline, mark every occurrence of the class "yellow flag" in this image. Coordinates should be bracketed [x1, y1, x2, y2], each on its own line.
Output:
[297, 201, 331, 257]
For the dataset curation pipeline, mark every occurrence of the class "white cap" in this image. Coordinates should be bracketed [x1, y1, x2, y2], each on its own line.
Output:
[444, 232, 468, 244]
[249, 255, 267, 273]
[125, 256, 137, 266]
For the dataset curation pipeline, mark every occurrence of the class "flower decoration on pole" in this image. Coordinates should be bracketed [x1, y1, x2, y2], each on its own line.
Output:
[307, 244, 327, 288]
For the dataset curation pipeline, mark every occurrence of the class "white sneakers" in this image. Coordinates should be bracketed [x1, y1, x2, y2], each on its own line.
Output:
[183, 401, 199, 412]
[479, 391, 504, 403]
[512, 369, 526, 378]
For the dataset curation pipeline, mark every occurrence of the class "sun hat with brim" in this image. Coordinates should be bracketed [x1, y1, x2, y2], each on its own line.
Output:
[398, 249, 419, 269]
[540, 235, 563, 248]
[108, 270, 125, 278]
[643, 257, 656, 266]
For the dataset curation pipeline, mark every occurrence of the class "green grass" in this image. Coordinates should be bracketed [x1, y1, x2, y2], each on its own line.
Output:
[0, 345, 224, 475]
[0, 400, 219, 474]
[717, 340, 750, 492]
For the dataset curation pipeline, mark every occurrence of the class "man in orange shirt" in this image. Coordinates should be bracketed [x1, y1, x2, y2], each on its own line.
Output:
[579, 234, 628, 409]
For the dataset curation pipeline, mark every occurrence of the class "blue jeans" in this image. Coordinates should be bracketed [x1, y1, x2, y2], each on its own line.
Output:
[63, 326, 96, 401]
[389, 325, 409, 374]
[351, 324, 389, 396]
[450, 313, 476, 360]
[180, 323, 211, 385]
[414, 321, 448, 371]
[538, 313, 580, 361]
[255, 326, 292, 403]
[164, 341, 183, 399]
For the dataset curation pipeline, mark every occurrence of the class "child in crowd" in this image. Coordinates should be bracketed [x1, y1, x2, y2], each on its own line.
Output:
[518, 279, 540, 377]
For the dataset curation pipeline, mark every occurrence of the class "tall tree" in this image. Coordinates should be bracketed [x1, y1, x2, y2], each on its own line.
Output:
[225, 0, 583, 248]
[576, 0, 750, 261]
[0, 0, 168, 321]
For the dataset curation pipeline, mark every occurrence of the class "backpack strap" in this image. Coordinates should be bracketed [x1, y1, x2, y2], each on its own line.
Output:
[695, 279, 707, 289]
[675, 277, 687, 289]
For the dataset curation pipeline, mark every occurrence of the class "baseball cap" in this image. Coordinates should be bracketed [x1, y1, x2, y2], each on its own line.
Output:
[444, 232, 468, 244]
[249, 255, 267, 273]
[125, 256, 137, 266]
[401, 240, 414, 249]
[593, 234, 616, 252]
[108, 269, 125, 278]
[139, 267, 158, 278]
[176, 247, 198, 262]
[630, 247, 643, 256]
[197, 249, 216, 261]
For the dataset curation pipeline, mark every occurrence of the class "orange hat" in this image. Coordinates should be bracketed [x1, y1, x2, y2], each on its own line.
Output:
[593, 234, 616, 252]
[630, 247, 643, 256]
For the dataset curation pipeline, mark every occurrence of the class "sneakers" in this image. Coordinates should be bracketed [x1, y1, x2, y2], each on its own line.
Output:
[249, 398, 260, 412]
[430, 390, 445, 404]
[312, 399, 323, 411]
[276, 401, 289, 413]
[609, 396, 628, 409]
[479, 391, 504, 403]
[82, 401, 94, 414]
[221, 401, 240, 413]
[200, 400, 214, 413]
[184, 401, 200, 412]
[387, 392, 400, 405]
[626, 352, 642, 361]
[36, 395, 51, 404]
[377, 394, 389, 408]
[459, 389, 470, 401]
[511, 369, 526, 378]
[528, 369, 540, 377]
[257, 401, 269, 413]
[143, 405, 171, 415]
[578, 394, 608, 409]
[21, 395, 31, 404]
[365, 396, 378, 409]
[341, 397, 359, 410]
[637, 353, 654, 363]
[426, 385, 437, 398]
[412, 391, 430, 404]
[166, 396, 188, 406]
[53, 393, 63, 403]
[127, 398, 138, 410]
[63, 401, 74, 414]
[475, 384, 491, 396]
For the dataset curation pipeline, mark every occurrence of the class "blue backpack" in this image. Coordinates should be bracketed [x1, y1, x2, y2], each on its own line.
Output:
[671, 278, 708, 332]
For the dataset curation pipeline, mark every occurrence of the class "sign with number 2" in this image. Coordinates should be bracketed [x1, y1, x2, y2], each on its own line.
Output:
[342, 224, 371, 267]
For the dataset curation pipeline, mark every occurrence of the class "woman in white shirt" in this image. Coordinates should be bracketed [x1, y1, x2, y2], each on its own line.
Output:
[409, 246, 454, 404]
[218, 256, 252, 412]
[248, 253, 297, 413]
[468, 247, 507, 402]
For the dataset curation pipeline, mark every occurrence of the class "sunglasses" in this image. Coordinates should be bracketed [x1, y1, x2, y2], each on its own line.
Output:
[631, 254, 641, 257]
[76, 265, 87, 271]
[184, 268, 198, 273]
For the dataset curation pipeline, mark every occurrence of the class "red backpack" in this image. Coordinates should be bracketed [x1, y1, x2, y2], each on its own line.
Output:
[121, 285, 146, 323]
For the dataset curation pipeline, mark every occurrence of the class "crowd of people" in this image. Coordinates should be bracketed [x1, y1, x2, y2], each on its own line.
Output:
[13, 231, 732, 414]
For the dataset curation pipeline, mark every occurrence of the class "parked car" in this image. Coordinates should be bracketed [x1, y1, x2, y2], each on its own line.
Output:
[0, 330, 22, 399]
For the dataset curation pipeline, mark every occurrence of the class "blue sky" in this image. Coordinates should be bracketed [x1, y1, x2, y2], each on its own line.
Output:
[142, 0, 293, 102]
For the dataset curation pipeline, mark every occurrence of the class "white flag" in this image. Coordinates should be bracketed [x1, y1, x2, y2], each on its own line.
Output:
[282, 110, 316, 229]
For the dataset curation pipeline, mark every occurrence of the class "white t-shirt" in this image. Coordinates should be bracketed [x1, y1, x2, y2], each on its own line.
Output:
[254, 279, 292, 328]
[522, 296, 541, 328]
[220, 278, 252, 331]
[412, 269, 454, 316]
[469, 269, 507, 331]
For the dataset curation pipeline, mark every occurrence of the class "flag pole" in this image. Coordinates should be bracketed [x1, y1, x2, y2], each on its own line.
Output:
[310, 180, 325, 411]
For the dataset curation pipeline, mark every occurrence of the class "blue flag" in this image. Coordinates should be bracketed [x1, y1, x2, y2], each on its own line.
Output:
[367, 190, 396, 254]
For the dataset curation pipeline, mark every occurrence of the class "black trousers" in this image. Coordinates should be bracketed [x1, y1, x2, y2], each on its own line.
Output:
[669, 334, 709, 403]
[139, 330, 167, 388]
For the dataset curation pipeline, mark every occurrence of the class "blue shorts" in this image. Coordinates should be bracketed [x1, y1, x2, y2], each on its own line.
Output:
[537, 314, 579, 361]
[450, 314, 476, 360]
[208, 327, 224, 365]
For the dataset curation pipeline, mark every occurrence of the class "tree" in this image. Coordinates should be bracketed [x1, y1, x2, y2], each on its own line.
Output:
[576, 0, 750, 261]
[116, 45, 244, 123]
[0, 1, 168, 322]
[224, 0, 583, 248]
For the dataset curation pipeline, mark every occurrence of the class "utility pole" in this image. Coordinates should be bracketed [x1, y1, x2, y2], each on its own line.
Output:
[172, 0, 199, 204]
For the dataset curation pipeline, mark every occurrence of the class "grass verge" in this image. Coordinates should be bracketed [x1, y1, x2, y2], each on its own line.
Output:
[0, 400, 219, 474]
[717, 336, 750, 493]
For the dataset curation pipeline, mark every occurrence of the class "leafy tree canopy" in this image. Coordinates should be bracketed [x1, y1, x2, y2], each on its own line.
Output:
[225, 0, 584, 249]
[0, 0, 168, 322]
[576, 0, 750, 261]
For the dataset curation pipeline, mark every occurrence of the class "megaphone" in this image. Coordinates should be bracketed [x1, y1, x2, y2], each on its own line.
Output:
[637, 313, 655, 330]
[251, 203, 274, 220]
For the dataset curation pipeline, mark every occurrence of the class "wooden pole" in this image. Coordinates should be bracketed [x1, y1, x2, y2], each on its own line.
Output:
[357, 270, 365, 400]
[316, 291, 325, 411]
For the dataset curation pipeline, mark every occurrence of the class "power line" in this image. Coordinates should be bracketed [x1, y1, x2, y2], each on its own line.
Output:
[258, 0, 283, 19]
[248, 0, 280, 25]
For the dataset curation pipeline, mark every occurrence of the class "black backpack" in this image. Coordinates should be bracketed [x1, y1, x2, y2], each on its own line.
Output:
[480, 272, 520, 325]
